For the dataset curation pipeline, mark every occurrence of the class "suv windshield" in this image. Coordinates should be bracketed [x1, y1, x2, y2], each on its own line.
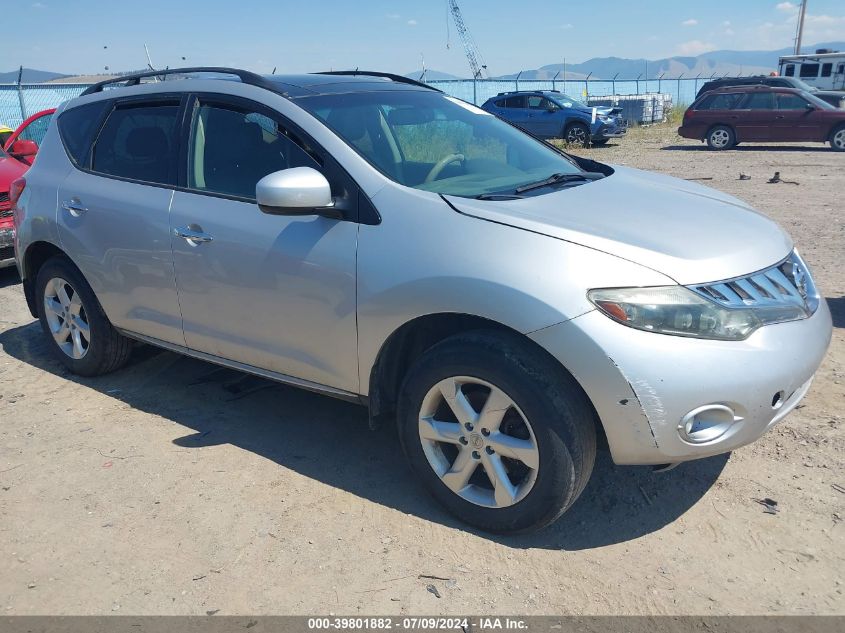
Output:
[554, 94, 587, 109]
[295, 91, 583, 197]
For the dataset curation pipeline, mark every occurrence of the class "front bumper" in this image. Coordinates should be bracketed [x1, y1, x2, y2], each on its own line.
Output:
[593, 121, 628, 140]
[0, 224, 15, 269]
[530, 301, 832, 465]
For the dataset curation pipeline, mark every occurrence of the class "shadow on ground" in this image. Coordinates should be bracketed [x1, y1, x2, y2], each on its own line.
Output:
[661, 144, 833, 153]
[0, 320, 727, 550]
[0, 266, 21, 289]
[827, 296, 845, 329]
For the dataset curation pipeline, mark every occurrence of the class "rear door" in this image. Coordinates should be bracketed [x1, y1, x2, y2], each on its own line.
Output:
[499, 95, 530, 130]
[55, 97, 186, 346]
[734, 92, 775, 141]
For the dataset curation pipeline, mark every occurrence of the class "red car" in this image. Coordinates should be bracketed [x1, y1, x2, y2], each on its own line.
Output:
[0, 109, 55, 269]
[678, 85, 845, 151]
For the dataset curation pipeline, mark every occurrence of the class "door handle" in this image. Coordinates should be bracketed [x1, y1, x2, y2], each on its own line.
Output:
[174, 226, 213, 244]
[61, 200, 88, 217]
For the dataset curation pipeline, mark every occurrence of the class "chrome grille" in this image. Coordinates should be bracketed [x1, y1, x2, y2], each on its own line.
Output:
[690, 251, 819, 314]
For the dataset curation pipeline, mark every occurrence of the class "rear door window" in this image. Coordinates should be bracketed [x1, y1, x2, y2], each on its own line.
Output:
[503, 96, 527, 109]
[741, 92, 775, 109]
[91, 100, 181, 185]
[58, 100, 110, 167]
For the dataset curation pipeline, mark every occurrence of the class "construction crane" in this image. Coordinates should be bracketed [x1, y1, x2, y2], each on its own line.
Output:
[446, 0, 489, 79]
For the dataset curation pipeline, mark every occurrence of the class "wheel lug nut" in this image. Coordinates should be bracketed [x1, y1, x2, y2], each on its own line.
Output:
[471, 450, 480, 460]
[459, 436, 468, 445]
[464, 423, 473, 431]
[485, 446, 494, 455]
[481, 428, 490, 436]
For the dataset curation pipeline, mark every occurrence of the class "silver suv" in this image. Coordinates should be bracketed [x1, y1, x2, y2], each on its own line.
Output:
[12, 68, 832, 533]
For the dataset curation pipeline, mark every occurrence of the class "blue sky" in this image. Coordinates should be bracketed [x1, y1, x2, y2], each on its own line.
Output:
[8, 1, 845, 76]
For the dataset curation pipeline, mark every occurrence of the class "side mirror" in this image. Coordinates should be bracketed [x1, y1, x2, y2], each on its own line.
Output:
[805, 102, 817, 110]
[9, 139, 38, 158]
[256, 167, 342, 219]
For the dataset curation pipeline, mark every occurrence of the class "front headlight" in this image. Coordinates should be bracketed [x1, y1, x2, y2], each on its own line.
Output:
[587, 286, 809, 341]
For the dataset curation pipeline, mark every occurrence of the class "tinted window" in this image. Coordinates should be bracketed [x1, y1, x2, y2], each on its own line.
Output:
[188, 102, 320, 199]
[58, 100, 110, 167]
[697, 93, 742, 110]
[503, 96, 526, 108]
[92, 102, 180, 185]
[742, 92, 774, 109]
[799, 63, 819, 78]
[784, 64, 795, 77]
[821, 63, 832, 77]
[775, 93, 809, 110]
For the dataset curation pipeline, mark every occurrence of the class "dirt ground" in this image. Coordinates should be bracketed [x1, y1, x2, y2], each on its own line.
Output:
[1, 128, 843, 616]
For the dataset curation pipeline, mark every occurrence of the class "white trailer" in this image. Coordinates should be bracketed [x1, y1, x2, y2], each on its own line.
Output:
[778, 50, 845, 91]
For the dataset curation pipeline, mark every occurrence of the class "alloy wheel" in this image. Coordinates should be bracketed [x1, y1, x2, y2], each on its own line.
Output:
[43, 277, 90, 360]
[418, 376, 540, 508]
[833, 129, 845, 150]
[710, 129, 730, 148]
[566, 126, 587, 145]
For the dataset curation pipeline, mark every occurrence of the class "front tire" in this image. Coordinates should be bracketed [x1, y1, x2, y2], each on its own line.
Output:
[35, 256, 133, 376]
[706, 125, 736, 150]
[564, 122, 591, 147]
[830, 125, 845, 151]
[397, 331, 596, 533]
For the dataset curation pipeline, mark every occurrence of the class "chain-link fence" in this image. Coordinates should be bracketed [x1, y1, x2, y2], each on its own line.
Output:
[0, 84, 89, 129]
[1, 76, 709, 131]
[425, 77, 704, 107]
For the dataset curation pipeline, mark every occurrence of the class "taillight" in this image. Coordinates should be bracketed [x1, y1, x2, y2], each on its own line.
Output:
[684, 109, 694, 119]
[9, 177, 26, 208]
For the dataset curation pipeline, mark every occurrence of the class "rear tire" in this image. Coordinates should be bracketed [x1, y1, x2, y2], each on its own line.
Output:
[706, 125, 736, 150]
[397, 330, 596, 534]
[564, 122, 591, 147]
[830, 125, 845, 151]
[35, 256, 133, 377]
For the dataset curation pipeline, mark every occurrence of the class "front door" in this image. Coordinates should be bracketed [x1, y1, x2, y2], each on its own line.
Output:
[772, 92, 823, 141]
[526, 96, 560, 137]
[4, 109, 55, 166]
[169, 95, 359, 392]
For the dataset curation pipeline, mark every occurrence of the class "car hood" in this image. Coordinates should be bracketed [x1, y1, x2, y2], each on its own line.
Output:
[443, 166, 793, 285]
[0, 154, 27, 189]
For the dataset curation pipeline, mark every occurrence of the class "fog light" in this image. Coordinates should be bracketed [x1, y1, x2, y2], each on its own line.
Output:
[679, 405, 741, 444]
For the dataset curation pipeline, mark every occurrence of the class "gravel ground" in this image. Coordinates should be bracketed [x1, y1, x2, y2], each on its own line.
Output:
[0, 127, 843, 615]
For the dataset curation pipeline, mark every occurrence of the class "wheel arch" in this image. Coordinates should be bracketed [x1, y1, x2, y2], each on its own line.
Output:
[706, 122, 738, 142]
[367, 311, 607, 448]
[20, 240, 68, 317]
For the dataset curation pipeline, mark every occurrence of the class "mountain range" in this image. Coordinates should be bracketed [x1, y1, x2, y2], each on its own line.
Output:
[407, 41, 845, 81]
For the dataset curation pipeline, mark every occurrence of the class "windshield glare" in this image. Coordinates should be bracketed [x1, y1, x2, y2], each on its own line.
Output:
[555, 94, 587, 109]
[295, 91, 583, 197]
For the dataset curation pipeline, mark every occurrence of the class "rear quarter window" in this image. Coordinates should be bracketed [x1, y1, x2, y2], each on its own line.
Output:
[58, 100, 111, 168]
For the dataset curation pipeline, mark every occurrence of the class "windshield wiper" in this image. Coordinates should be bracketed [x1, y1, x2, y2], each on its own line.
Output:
[515, 171, 605, 194]
[474, 193, 526, 200]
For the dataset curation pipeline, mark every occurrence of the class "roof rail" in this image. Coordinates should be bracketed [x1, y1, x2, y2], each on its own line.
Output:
[80, 67, 276, 96]
[315, 70, 441, 92]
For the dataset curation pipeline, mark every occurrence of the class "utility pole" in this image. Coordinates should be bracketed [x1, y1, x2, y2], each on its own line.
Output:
[794, 0, 808, 55]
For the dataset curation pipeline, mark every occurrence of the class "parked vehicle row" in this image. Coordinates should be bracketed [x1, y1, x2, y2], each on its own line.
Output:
[696, 75, 845, 109]
[481, 90, 627, 145]
[10, 68, 831, 533]
[679, 85, 845, 150]
[0, 109, 55, 268]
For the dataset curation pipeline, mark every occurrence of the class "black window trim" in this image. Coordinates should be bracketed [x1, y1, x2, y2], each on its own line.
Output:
[57, 99, 112, 171]
[76, 93, 188, 191]
[176, 92, 379, 225]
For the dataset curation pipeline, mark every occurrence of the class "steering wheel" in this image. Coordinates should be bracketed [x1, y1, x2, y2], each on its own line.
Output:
[424, 153, 465, 184]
